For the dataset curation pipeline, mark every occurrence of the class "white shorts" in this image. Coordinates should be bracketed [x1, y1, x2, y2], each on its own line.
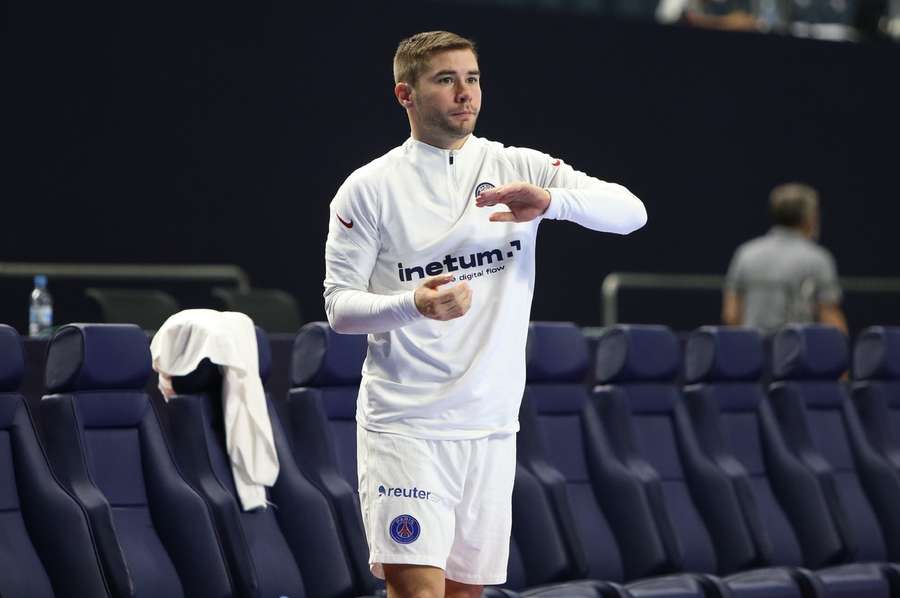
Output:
[356, 425, 516, 585]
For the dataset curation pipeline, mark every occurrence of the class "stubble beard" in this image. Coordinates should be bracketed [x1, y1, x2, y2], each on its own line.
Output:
[424, 106, 478, 141]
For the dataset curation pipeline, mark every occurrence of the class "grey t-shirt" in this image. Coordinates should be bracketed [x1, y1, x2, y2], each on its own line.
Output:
[725, 226, 842, 334]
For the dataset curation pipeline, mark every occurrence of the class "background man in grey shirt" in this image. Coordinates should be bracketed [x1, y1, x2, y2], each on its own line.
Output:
[722, 182, 848, 335]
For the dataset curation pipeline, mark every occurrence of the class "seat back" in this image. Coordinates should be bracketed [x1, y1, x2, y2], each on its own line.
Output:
[770, 324, 892, 563]
[521, 321, 656, 582]
[41, 324, 231, 598]
[853, 326, 900, 471]
[791, 0, 857, 25]
[85, 288, 180, 331]
[683, 326, 844, 570]
[169, 326, 355, 598]
[212, 287, 302, 333]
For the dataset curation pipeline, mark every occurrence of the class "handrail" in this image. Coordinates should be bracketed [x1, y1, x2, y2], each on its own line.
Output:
[601, 272, 900, 326]
[0, 262, 251, 292]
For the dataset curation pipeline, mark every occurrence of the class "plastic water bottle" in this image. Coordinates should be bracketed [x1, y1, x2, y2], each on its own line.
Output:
[29, 275, 54, 338]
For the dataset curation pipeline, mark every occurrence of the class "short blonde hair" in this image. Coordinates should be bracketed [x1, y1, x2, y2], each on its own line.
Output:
[393, 31, 477, 86]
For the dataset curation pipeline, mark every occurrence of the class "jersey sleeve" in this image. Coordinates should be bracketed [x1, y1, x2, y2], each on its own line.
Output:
[814, 251, 843, 305]
[504, 146, 647, 234]
[323, 179, 421, 334]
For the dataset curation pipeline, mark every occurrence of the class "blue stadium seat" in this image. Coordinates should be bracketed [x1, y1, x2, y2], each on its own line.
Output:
[769, 324, 900, 593]
[507, 463, 621, 597]
[288, 322, 611, 596]
[0, 324, 110, 598]
[852, 326, 900, 482]
[286, 322, 378, 595]
[166, 326, 359, 598]
[519, 321, 721, 598]
[40, 323, 232, 598]
[684, 326, 890, 598]
[589, 323, 808, 597]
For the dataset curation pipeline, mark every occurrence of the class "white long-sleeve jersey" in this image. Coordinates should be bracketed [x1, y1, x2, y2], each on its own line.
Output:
[324, 135, 646, 439]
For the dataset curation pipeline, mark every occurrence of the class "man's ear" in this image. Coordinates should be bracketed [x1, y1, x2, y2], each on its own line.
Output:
[395, 82, 414, 108]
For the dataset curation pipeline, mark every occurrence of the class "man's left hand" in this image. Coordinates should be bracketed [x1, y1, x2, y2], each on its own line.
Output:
[476, 182, 551, 223]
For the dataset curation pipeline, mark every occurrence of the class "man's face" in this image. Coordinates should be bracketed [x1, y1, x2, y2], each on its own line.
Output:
[408, 49, 481, 145]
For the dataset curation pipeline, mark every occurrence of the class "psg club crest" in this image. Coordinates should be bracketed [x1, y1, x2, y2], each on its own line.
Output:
[389, 514, 421, 544]
[475, 182, 495, 197]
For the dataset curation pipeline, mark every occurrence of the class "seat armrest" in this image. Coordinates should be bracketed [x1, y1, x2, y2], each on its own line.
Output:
[40, 394, 134, 598]
[168, 394, 258, 596]
[589, 390, 675, 579]
[141, 400, 233, 598]
[673, 401, 757, 573]
[268, 399, 357, 598]
[758, 396, 845, 567]
[12, 397, 110, 597]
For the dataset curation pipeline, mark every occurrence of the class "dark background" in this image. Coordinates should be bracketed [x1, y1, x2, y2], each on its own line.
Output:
[5, 0, 899, 335]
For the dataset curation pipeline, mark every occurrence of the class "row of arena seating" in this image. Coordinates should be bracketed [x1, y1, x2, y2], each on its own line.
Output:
[1, 321, 898, 597]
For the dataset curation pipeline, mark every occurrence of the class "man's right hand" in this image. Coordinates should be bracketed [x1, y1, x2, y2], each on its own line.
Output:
[414, 275, 473, 321]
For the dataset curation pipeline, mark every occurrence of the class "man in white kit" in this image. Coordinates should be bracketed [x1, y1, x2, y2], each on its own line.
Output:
[323, 31, 647, 598]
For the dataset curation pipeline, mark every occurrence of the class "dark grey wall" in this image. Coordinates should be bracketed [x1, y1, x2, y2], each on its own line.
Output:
[5, 1, 900, 333]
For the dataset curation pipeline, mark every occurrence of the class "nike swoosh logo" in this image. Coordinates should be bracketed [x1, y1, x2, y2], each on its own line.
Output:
[336, 214, 353, 229]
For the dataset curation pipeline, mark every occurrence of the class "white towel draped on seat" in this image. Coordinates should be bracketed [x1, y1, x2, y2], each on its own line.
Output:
[151, 309, 279, 511]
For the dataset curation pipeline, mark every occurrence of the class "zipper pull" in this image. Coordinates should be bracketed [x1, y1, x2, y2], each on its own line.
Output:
[449, 151, 454, 165]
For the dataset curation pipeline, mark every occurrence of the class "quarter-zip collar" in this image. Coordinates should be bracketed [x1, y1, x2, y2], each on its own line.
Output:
[404, 135, 479, 220]
[406, 135, 478, 167]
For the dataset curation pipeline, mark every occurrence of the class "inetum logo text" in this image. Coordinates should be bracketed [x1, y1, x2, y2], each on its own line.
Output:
[397, 240, 522, 282]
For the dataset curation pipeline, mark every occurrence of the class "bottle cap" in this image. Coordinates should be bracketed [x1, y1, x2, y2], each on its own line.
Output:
[34, 275, 47, 288]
